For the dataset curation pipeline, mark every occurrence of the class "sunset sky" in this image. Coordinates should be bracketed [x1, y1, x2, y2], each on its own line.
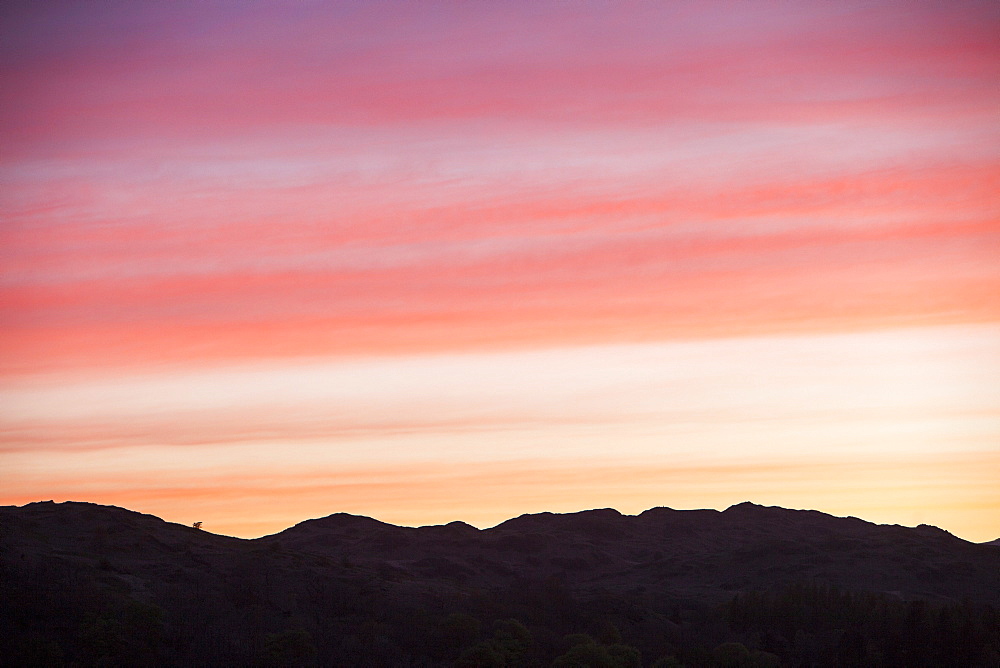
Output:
[2, 1, 998, 541]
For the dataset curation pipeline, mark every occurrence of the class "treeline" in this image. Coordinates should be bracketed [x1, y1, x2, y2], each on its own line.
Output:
[5, 547, 1000, 666]
[727, 582, 1000, 667]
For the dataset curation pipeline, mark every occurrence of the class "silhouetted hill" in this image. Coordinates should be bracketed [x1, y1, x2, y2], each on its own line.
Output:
[259, 502, 1000, 606]
[3, 501, 999, 666]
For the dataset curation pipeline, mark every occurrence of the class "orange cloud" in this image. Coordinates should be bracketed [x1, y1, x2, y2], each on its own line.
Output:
[4, 452, 997, 542]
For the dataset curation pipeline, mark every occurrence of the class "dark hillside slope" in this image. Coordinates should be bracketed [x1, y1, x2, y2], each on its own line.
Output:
[2, 501, 999, 666]
[263, 501, 1000, 605]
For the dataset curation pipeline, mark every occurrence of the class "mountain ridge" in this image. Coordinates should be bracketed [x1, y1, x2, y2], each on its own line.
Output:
[4, 498, 977, 543]
[5, 499, 996, 604]
[4, 499, 999, 666]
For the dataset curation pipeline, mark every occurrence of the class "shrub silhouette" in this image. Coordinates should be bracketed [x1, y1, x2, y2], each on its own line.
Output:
[262, 629, 316, 667]
[552, 633, 641, 667]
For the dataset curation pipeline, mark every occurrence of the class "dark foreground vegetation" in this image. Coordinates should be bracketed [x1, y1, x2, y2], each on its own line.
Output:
[2, 501, 999, 667]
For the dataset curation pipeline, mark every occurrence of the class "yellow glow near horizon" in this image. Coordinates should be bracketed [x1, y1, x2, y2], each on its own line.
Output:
[3, 323, 998, 541]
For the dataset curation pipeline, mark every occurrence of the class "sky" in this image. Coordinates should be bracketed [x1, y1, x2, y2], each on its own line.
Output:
[1, 0, 998, 541]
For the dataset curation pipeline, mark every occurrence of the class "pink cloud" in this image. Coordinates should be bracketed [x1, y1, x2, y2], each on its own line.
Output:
[3, 2, 997, 157]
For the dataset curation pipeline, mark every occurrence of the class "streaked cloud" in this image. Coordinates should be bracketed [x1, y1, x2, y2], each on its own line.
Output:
[1, 1, 997, 540]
